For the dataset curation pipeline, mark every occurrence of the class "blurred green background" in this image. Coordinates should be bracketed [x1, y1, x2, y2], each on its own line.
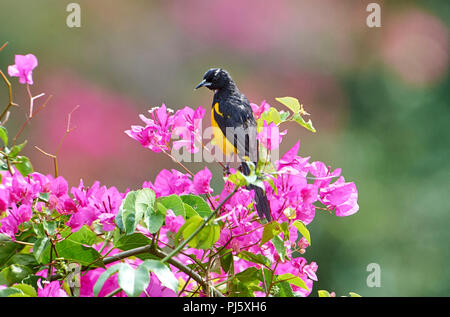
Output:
[0, 0, 449, 296]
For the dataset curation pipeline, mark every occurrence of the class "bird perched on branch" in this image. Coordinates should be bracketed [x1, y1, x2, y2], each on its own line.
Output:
[195, 68, 272, 222]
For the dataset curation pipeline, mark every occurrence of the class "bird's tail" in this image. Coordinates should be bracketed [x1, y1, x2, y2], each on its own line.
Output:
[241, 161, 272, 222]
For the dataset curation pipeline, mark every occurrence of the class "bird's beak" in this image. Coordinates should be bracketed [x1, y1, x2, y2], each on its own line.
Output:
[195, 79, 209, 90]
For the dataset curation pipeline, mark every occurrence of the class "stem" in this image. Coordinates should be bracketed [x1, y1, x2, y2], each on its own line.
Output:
[160, 186, 238, 264]
[162, 148, 195, 177]
[34, 146, 58, 177]
[12, 94, 52, 146]
[105, 288, 122, 297]
[0, 42, 8, 52]
[0, 70, 17, 123]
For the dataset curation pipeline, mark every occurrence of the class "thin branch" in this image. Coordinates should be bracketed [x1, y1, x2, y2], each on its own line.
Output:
[0, 42, 8, 52]
[0, 70, 18, 123]
[56, 105, 79, 155]
[13, 94, 52, 146]
[35, 146, 58, 177]
[33, 104, 78, 177]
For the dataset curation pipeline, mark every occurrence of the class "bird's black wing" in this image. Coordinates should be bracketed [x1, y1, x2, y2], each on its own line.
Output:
[213, 93, 258, 162]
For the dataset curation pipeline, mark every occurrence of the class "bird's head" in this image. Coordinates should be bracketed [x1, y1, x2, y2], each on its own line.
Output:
[195, 68, 233, 91]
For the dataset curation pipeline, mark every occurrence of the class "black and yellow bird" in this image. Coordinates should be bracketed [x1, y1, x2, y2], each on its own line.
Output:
[195, 68, 272, 222]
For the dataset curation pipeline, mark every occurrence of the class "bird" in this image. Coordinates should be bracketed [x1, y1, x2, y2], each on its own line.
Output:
[195, 68, 272, 222]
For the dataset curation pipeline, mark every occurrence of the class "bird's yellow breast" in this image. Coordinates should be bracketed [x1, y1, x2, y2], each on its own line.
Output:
[211, 102, 237, 156]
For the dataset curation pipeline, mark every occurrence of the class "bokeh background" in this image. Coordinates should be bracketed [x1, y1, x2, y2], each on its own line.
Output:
[0, 0, 449, 296]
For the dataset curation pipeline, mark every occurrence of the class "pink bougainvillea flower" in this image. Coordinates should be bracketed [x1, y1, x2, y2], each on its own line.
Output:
[142, 273, 177, 297]
[0, 204, 32, 240]
[143, 169, 192, 197]
[308, 161, 359, 217]
[37, 281, 68, 297]
[125, 104, 175, 153]
[191, 167, 213, 195]
[250, 100, 270, 119]
[165, 209, 184, 232]
[308, 161, 341, 189]
[65, 206, 97, 232]
[92, 186, 124, 231]
[8, 54, 38, 85]
[9, 172, 40, 206]
[320, 176, 359, 217]
[257, 120, 287, 150]
[0, 186, 9, 211]
[172, 106, 205, 154]
[275, 141, 310, 176]
[275, 257, 318, 297]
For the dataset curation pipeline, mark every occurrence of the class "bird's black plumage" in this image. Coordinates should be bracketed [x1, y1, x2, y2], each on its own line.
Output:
[195, 68, 272, 222]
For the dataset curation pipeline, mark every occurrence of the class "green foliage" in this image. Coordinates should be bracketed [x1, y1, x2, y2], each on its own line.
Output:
[0, 126, 7, 146]
[180, 195, 211, 218]
[93, 260, 178, 297]
[178, 215, 220, 250]
[292, 220, 311, 245]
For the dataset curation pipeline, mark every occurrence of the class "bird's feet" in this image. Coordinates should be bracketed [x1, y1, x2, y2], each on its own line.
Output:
[223, 164, 231, 177]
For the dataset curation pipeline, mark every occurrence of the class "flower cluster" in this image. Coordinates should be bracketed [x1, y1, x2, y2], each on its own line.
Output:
[1, 52, 359, 298]
[125, 104, 205, 154]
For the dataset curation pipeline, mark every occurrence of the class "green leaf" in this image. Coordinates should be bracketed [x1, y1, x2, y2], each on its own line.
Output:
[0, 235, 21, 266]
[135, 188, 156, 216]
[349, 292, 362, 297]
[156, 195, 185, 218]
[114, 233, 151, 251]
[0, 126, 8, 146]
[0, 264, 33, 286]
[277, 273, 309, 291]
[8, 140, 27, 158]
[182, 203, 199, 218]
[276, 97, 301, 113]
[181, 215, 219, 250]
[272, 235, 286, 262]
[93, 263, 123, 297]
[5, 254, 37, 268]
[260, 222, 281, 246]
[318, 290, 331, 297]
[62, 225, 98, 246]
[258, 107, 282, 130]
[226, 170, 248, 187]
[37, 238, 104, 267]
[276, 281, 294, 297]
[279, 110, 291, 121]
[115, 191, 137, 234]
[33, 237, 50, 264]
[14, 156, 33, 176]
[180, 195, 212, 218]
[292, 113, 316, 133]
[237, 251, 270, 267]
[146, 210, 165, 234]
[219, 250, 233, 274]
[135, 188, 155, 228]
[118, 263, 150, 297]
[292, 220, 311, 245]
[10, 283, 37, 297]
[141, 260, 179, 293]
[235, 267, 261, 284]
[0, 287, 21, 297]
